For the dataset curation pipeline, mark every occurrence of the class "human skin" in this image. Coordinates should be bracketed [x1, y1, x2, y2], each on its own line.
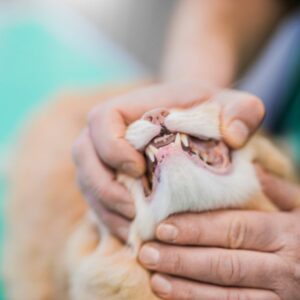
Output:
[72, 0, 289, 242]
[72, 1, 297, 298]
[139, 168, 300, 300]
[72, 81, 265, 240]
[161, 0, 288, 84]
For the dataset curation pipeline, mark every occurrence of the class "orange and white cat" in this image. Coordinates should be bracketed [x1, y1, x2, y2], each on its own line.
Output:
[3, 88, 296, 300]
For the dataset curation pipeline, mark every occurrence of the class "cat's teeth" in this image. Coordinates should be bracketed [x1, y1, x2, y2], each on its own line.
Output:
[180, 133, 189, 147]
[149, 145, 158, 155]
[146, 145, 158, 162]
[145, 146, 156, 162]
[175, 133, 181, 146]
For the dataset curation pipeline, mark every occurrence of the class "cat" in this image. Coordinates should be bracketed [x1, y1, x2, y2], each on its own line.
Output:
[3, 87, 296, 300]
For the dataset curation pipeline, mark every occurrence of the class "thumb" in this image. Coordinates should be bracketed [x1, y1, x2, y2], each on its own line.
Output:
[217, 90, 265, 149]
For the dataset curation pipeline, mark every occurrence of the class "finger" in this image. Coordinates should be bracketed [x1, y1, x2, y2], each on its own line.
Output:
[156, 211, 283, 251]
[150, 274, 279, 300]
[214, 89, 265, 148]
[256, 166, 300, 211]
[109, 81, 216, 122]
[88, 81, 215, 176]
[139, 243, 285, 289]
[88, 105, 146, 177]
[73, 130, 135, 218]
[95, 201, 130, 242]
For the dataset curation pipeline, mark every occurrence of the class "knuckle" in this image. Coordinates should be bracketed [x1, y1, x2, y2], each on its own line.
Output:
[102, 136, 118, 161]
[80, 172, 110, 203]
[292, 262, 300, 282]
[227, 216, 247, 249]
[170, 252, 184, 274]
[271, 257, 295, 291]
[76, 175, 85, 193]
[225, 289, 250, 300]
[72, 134, 88, 165]
[283, 220, 300, 247]
[179, 286, 196, 300]
[87, 104, 109, 129]
[100, 210, 116, 229]
[78, 173, 94, 195]
[87, 106, 102, 126]
[212, 253, 244, 286]
[100, 208, 111, 224]
[270, 296, 281, 300]
[93, 181, 111, 202]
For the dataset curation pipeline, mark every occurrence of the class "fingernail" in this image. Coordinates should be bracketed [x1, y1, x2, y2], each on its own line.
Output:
[157, 224, 178, 242]
[226, 120, 249, 147]
[152, 275, 172, 296]
[115, 203, 135, 219]
[117, 227, 129, 241]
[139, 245, 160, 266]
[121, 161, 141, 177]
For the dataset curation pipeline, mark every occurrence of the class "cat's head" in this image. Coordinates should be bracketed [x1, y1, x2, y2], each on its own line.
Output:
[124, 102, 260, 224]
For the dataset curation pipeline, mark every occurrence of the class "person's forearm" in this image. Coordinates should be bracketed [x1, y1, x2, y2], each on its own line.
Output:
[161, 0, 288, 87]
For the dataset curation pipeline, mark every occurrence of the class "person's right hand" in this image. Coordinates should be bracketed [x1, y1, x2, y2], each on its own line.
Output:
[72, 81, 265, 241]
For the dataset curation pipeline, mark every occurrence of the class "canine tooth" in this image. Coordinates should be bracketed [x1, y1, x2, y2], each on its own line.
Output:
[175, 133, 181, 146]
[180, 133, 189, 147]
[149, 145, 158, 155]
[146, 147, 155, 162]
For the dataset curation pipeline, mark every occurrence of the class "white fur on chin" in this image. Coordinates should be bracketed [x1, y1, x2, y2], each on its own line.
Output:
[125, 147, 259, 241]
[121, 102, 261, 244]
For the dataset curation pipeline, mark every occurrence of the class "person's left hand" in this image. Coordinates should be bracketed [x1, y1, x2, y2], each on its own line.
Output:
[139, 169, 300, 300]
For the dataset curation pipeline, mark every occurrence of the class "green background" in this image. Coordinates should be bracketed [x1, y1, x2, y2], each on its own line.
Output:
[0, 17, 143, 299]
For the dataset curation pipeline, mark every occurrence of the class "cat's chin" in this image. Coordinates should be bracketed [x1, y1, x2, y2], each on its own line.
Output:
[142, 148, 259, 226]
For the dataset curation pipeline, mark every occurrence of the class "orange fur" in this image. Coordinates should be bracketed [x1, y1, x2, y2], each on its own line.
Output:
[3, 87, 297, 300]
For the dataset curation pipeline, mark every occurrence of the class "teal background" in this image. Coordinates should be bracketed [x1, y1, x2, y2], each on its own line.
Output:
[274, 51, 300, 169]
[0, 17, 144, 299]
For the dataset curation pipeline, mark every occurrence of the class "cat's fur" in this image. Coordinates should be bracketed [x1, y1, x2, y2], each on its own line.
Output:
[3, 87, 297, 300]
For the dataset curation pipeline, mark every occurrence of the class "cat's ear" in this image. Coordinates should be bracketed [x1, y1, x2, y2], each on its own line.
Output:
[125, 120, 161, 150]
[165, 102, 221, 139]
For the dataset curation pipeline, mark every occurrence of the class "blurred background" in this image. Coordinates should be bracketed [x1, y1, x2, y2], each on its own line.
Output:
[0, 0, 177, 298]
[0, 0, 177, 146]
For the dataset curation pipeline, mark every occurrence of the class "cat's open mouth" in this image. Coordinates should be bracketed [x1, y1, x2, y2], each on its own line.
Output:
[142, 129, 232, 197]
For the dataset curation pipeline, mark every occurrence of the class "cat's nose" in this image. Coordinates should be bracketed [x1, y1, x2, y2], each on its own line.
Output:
[142, 108, 170, 126]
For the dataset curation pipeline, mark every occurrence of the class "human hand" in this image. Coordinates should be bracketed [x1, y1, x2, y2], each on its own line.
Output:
[72, 81, 265, 240]
[139, 170, 300, 299]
